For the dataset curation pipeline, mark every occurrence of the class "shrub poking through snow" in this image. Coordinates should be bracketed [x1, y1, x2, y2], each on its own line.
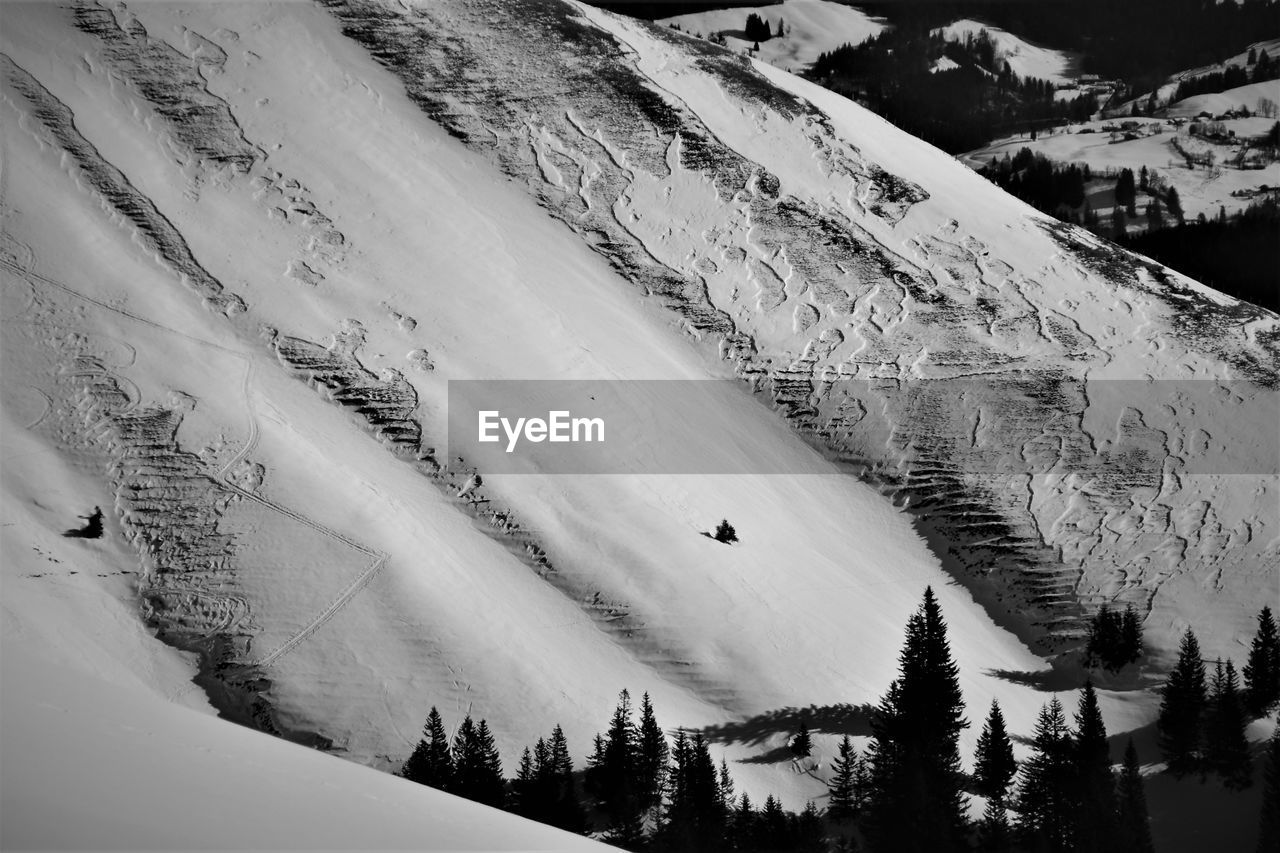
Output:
[713, 519, 737, 544]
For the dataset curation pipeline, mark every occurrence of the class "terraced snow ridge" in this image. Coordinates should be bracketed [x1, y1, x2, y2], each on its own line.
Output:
[320, 0, 1278, 650]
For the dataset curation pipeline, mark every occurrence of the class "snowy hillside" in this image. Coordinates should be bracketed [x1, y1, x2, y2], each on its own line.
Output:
[659, 0, 886, 71]
[2, 0, 1277, 847]
[933, 18, 1080, 84]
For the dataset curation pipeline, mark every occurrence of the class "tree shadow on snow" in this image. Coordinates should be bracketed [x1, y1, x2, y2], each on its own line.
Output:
[697, 702, 876, 751]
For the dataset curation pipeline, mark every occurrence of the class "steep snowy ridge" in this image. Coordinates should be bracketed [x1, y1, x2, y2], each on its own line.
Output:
[1, 0, 1276, 841]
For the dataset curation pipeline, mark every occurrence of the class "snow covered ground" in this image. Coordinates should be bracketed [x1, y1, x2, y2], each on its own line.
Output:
[1, 0, 1276, 848]
[658, 0, 886, 71]
[932, 18, 1080, 84]
[964, 116, 1280, 223]
[1166, 78, 1280, 117]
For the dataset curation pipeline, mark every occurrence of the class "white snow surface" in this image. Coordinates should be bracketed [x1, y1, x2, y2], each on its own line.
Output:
[659, 0, 886, 70]
[0, 0, 1275, 847]
[933, 18, 1080, 84]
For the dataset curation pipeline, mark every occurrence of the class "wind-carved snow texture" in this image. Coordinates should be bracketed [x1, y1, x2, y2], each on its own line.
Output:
[71, 0, 260, 173]
[0, 54, 245, 318]
[68, 1, 348, 283]
[320, 0, 1278, 650]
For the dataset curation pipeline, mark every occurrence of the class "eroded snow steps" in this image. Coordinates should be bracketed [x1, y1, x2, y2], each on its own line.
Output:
[269, 325, 746, 712]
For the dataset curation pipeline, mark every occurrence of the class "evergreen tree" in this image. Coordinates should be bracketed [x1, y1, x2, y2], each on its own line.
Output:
[1016, 698, 1076, 853]
[1116, 739, 1155, 853]
[1146, 197, 1165, 230]
[1073, 681, 1117, 853]
[661, 729, 725, 851]
[511, 745, 539, 817]
[828, 734, 859, 821]
[1115, 168, 1136, 209]
[547, 724, 585, 831]
[1166, 186, 1184, 224]
[451, 716, 506, 808]
[732, 793, 755, 851]
[759, 795, 788, 850]
[866, 587, 969, 852]
[978, 795, 1012, 853]
[791, 721, 813, 758]
[401, 706, 455, 791]
[1243, 605, 1280, 717]
[974, 701, 1017, 800]
[637, 692, 669, 811]
[1157, 628, 1208, 776]
[713, 519, 738, 543]
[587, 690, 641, 829]
[1120, 604, 1144, 666]
[1113, 207, 1128, 239]
[1258, 728, 1280, 853]
[1206, 659, 1253, 790]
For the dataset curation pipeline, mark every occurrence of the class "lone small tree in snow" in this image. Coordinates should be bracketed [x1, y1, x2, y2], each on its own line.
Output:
[791, 721, 813, 758]
[713, 519, 738, 543]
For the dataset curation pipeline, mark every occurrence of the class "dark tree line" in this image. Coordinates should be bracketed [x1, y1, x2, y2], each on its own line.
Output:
[1171, 50, 1278, 104]
[398, 597, 1279, 850]
[1121, 197, 1280, 313]
[809, 30, 1094, 154]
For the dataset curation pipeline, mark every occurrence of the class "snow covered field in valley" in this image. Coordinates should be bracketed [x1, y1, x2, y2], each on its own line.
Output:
[659, 0, 887, 71]
[1, 0, 1276, 849]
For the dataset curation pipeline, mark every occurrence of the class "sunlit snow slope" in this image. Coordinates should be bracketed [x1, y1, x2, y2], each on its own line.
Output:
[1, 0, 1277, 838]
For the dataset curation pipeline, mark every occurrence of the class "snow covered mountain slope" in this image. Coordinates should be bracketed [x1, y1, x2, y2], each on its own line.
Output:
[1, 650, 613, 851]
[1, 0, 1276, 835]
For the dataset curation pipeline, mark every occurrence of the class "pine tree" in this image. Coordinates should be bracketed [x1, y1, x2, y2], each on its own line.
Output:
[1116, 739, 1155, 853]
[1112, 207, 1128, 239]
[636, 692, 669, 811]
[713, 519, 738, 543]
[759, 795, 788, 850]
[512, 746, 538, 817]
[450, 716, 506, 808]
[1166, 186, 1184, 224]
[866, 587, 969, 852]
[828, 734, 859, 820]
[1146, 197, 1165, 230]
[547, 725, 585, 831]
[974, 701, 1017, 800]
[1115, 169, 1136, 209]
[1243, 605, 1280, 717]
[587, 689, 640, 825]
[661, 729, 725, 851]
[1258, 728, 1280, 853]
[1157, 628, 1208, 776]
[1016, 698, 1076, 853]
[1073, 681, 1117, 853]
[401, 706, 455, 791]
[977, 795, 1012, 852]
[1206, 659, 1253, 789]
[791, 721, 813, 758]
[1120, 604, 1144, 666]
